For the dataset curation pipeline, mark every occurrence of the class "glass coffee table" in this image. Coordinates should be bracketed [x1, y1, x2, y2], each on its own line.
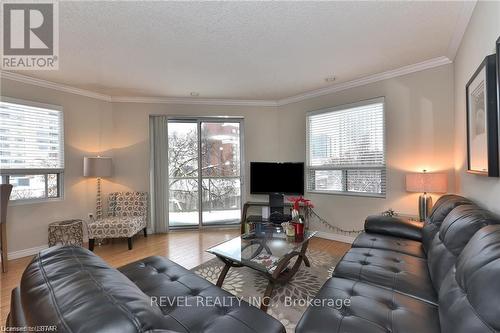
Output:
[206, 226, 317, 311]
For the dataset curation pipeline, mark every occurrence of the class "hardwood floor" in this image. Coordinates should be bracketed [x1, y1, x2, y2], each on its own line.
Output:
[0, 229, 350, 325]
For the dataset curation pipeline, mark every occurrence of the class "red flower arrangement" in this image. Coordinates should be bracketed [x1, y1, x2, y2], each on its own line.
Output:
[287, 196, 314, 211]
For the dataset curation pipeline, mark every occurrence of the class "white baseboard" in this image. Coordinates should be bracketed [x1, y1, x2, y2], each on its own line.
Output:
[314, 231, 356, 244]
[5, 245, 48, 260]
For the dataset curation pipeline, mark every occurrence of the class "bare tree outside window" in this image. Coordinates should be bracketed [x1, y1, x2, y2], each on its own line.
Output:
[168, 121, 242, 227]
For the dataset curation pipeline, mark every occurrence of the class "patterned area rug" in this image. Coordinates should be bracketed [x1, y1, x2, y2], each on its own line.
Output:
[192, 249, 340, 332]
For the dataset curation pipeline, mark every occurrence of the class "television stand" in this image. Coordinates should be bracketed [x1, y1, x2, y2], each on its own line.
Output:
[240, 201, 307, 234]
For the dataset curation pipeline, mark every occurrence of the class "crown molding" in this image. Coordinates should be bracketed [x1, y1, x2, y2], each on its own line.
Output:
[110, 96, 278, 107]
[0, 71, 112, 101]
[446, 0, 477, 61]
[276, 56, 452, 106]
[2, 56, 451, 107]
[0, 71, 277, 106]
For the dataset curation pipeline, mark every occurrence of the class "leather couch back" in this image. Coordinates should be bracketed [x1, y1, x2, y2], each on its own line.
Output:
[426, 204, 500, 290]
[422, 194, 473, 253]
[439, 225, 500, 333]
[18, 246, 172, 333]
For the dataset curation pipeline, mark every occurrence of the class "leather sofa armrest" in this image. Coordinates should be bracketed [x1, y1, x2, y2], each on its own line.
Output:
[7, 288, 27, 328]
[364, 215, 424, 241]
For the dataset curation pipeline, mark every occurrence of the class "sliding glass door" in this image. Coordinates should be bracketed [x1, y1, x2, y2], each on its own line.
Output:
[201, 122, 241, 225]
[168, 119, 243, 228]
[168, 121, 199, 227]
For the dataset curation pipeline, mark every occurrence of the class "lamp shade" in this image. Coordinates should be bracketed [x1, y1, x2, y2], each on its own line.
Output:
[83, 156, 112, 178]
[406, 172, 447, 193]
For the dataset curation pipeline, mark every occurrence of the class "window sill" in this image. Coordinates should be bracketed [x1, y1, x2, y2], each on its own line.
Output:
[307, 190, 386, 199]
[9, 197, 64, 206]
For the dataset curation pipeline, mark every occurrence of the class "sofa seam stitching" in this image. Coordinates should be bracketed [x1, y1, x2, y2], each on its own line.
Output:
[70, 247, 144, 332]
[36, 254, 72, 332]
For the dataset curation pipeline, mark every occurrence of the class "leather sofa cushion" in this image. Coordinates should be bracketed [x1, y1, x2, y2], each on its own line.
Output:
[427, 195, 474, 225]
[295, 277, 440, 333]
[427, 205, 500, 290]
[421, 223, 439, 255]
[438, 205, 499, 256]
[439, 225, 500, 332]
[352, 232, 425, 258]
[364, 215, 424, 241]
[333, 248, 437, 304]
[19, 246, 172, 333]
[422, 195, 473, 253]
[119, 255, 285, 333]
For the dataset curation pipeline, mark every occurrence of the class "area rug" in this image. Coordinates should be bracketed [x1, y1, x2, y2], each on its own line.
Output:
[192, 249, 340, 332]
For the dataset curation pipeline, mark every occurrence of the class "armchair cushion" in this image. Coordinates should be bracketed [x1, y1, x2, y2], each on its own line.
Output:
[88, 216, 146, 239]
[108, 191, 148, 218]
[87, 191, 148, 240]
[365, 215, 424, 241]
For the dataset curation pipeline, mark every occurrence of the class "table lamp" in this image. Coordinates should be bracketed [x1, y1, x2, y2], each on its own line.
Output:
[84, 156, 112, 219]
[406, 170, 447, 221]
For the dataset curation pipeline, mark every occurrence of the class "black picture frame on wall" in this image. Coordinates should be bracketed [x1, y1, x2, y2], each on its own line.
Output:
[466, 54, 498, 177]
[497, 37, 500, 131]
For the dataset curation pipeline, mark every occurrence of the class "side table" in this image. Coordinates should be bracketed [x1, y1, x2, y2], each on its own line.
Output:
[48, 219, 84, 247]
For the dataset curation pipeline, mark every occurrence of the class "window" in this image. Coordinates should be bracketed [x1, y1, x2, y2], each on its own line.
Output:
[306, 97, 385, 196]
[0, 98, 64, 202]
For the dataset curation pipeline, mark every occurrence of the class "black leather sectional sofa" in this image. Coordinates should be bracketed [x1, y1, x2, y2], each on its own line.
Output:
[7, 247, 286, 333]
[296, 194, 500, 333]
[8, 194, 500, 333]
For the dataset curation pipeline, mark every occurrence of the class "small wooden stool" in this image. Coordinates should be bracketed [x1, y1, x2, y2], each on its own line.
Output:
[48, 219, 84, 247]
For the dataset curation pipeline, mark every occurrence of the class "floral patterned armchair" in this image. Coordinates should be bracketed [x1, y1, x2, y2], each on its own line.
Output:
[87, 191, 148, 250]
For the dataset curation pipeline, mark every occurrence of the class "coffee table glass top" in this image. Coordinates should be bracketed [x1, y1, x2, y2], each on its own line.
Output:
[206, 227, 317, 274]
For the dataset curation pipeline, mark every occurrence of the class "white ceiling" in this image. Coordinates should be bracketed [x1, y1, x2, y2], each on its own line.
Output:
[10, 1, 472, 101]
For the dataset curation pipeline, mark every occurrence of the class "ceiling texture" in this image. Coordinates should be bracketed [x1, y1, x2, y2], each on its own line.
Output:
[5, 1, 474, 102]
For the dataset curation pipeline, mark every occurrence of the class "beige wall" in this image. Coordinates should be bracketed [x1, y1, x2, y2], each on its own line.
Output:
[1, 79, 114, 253]
[1, 60, 455, 254]
[453, 1, 500, 212]
[110, 103, 279, 198]
[111, 65, 455, 236]
[278, 64, 455, 233]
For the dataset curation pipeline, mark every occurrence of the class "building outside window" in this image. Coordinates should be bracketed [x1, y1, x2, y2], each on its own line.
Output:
[0, 98, 64, 202]
[306, 97, 385, 197]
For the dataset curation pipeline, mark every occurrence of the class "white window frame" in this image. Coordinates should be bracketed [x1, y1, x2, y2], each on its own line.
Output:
[306, 97, 386, 198]
[0, 97, 65, 204]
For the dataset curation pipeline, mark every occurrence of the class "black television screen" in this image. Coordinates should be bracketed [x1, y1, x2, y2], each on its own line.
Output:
[250, 162, 304, 195]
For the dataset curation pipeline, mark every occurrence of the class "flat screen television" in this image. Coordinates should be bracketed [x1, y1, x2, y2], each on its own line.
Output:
[250, 162, 304, 195]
